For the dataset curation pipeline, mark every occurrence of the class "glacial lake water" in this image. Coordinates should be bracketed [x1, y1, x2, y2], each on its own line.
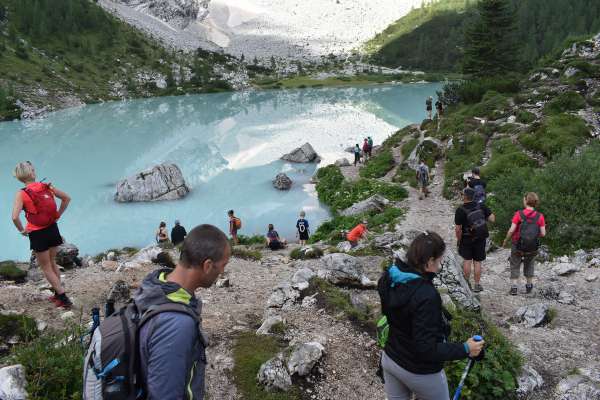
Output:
[0, 83, 442, 260]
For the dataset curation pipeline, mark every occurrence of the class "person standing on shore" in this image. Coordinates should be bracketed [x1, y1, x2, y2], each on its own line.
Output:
[296, 210, 310, 246]
[426, 96, 433, 120]
[11, 161, 73, 308]
[362, 138, 370, 162]
[353, 144, 361, 166]
[171, 219, 187, 246]
[156, 222, 169, 244]
[228, 210, 241, 245]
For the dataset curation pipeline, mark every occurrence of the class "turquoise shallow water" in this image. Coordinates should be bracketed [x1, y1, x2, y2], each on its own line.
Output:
[0, 83, 442, 260]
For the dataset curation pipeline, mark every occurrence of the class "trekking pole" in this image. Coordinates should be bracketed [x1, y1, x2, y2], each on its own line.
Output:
[452, 335, 484, 400]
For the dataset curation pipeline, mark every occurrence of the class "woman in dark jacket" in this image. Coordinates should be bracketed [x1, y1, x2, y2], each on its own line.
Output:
[378, 231, 484, 399]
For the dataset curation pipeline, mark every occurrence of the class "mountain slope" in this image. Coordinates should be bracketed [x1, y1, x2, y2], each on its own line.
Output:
[0, 0, 243, 121]
[367, 0, 600, 72]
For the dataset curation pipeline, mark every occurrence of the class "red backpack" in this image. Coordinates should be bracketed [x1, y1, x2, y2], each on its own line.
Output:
[22, 183, 59, 227]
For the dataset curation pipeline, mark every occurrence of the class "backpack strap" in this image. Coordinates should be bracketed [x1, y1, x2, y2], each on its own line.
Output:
[139, 303, 208, 348]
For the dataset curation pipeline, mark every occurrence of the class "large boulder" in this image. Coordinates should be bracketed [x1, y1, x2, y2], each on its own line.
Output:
[267, 283, 300, 309]
[0, 364, 28, 400]
[281, 143, 320, 163]
[256, 315, 284, 335]
[317, 253, 375, 288]
[30, 241, 80, 269]
[287, 342, 325, 376]
[340, 194, 390, 216]
[517, 365, 544, 399]
[257, 354, 292, 391]
[335, 158, 351, 167]
[554, 364, 600, 400]
[131, 244, 163, 264]
[435, 251, 480, 311]
[114, 163, 190, 202]
[272, 173, 292, 190]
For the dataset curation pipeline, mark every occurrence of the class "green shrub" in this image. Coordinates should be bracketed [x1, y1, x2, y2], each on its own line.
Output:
[401, 138, 419, 158]
[305, 277, 375, 334]
[232, 247, 262, 261]
[518, 113, 589, 159]
[289, 246, 324, 260]
[446, 308, 522, 400]
[0, 260, 27, 282]
[443, 132, 486, 198]
[315, 165, 407, 212]
[382, 126, 414, 150]
[439, 78, 520, 106]
[237, 235, 266, 246]
[11, 325, 84, 400]
[481, 139, 537, 181]
[392, 164, 418, 187]
[416, 139, 443, 168]
[459, 91, 510, 120]
[487, 144, 600, 254]
[232, 332, 301, 400]
[516, 110, 536, 124]
[544, 91, 586, 115]
[0, 314, 38, 344]
[360, 149, 395, 178]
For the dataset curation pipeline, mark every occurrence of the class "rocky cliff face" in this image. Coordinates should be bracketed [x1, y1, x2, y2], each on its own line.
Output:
[113, 0, 210, 28]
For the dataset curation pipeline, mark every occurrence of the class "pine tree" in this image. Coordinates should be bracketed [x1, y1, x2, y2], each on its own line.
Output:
[462, 0, 519, 77]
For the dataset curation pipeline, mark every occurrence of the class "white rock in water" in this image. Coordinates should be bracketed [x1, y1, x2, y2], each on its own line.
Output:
[281, 143, 320, 163]
[0, 364, 28, 400]
[115, 163, 190, 202]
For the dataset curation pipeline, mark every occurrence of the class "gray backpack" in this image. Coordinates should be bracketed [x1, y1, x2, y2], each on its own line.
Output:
[83, 301, 198, 400]
[517, 210, 541, 253]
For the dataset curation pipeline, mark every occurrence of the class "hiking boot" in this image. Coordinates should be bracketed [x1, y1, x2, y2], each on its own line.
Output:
[510, 286, 518, 296]
[55, 293, 72, 309]
[473, 284, 483, 293]
[48, 294, 60, 305]
[525, 283, 533, 294]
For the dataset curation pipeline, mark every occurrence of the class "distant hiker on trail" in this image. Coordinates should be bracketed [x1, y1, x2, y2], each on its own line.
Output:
[455, 187, 495, 292]
[228, 210, 241, 245]
[416, 160, 430, 200]
[367, 136, 374, 157]
[377, 231, 485, 400]
[426, 96, 433, 119]
[156, 221, 169, 244]
[466, 167, 487, 205]
[362, 138, 370, 162]
[435, 99, 444, 119]
[296, 211, 310, 246]
[347, 220, 369, 248]
[353, 144, 361, 166]
[137, 224, 230, 399]
[502, 192, 546, 295]
[266, 223, 287, 250]
[11, 161, 73, 308]
[171, 220, 187, 246]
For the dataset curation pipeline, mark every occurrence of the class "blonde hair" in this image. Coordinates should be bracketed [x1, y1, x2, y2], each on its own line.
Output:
[525, 192, 540, 208]
[14, 161, 35, 183]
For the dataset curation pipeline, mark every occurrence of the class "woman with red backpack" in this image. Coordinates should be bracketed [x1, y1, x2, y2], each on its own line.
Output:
[11, 161, 73, 308]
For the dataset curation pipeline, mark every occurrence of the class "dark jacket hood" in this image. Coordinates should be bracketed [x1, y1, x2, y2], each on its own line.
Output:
[134, 268, 200, 316]
[378, 260, 434, 309]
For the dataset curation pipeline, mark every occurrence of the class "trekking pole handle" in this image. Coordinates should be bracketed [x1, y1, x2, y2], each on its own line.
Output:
[473, 335, 483, 342]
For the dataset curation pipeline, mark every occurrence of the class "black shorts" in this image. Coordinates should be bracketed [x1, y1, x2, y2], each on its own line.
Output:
[298, 231, 309, 241]
[269, 240, 283, 250]
[29, 223, 63, 252]
[458, 238, 486, 262]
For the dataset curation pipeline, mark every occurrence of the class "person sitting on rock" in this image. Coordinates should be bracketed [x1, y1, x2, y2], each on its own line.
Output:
[296, 211, 310, 246]
[266, 224, 287, 250]
[11, 161, 73, 308]
[502, 192, 546, 295]
[347, 220, 369, 248]
[171, 219, 187, 247]
[156, 221, 169, 244]
[378, 231, 484, 400]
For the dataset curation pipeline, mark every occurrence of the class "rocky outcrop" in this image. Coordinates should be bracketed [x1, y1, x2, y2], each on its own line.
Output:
[281, 143, 320, 163]
[435, 250, 480, 311]
[513, 303, 551, 328]
[114, 0, 209, 29]
[30, 241, 80, 269]
[317, 253, 375, 288]
[287, 342, 325, 376]
[256, 315, 284, 335]
[0, 364, 28, 400]
[554, 364, 600, 400]
[517, 365, 544, 399]
[257, 354, 292, 391]
[561, 33, 600, 60]
[340, 194, 389, 216]
[115, 164, 189, 202]
[272, 173, 293, 190]
[335, 158, 350, 167]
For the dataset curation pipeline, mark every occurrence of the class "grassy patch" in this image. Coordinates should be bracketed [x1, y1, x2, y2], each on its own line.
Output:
[401, 138, 419, 158]
[289, 247, 324, 260]
[516, 110, 536, 124]
[544, 91, 586, 115]
[10, 325, 84, 400]
[359, 149, 395, 178]
[458, 91, 511, 120]
[0, 260, 27, 282]
[481, 138, 537, 181]
[237, 235, 267, 246]
[315, 165, 407, 212]
[232, 332, 301, 400]
[305, 278, 376, 335]
[0, 314, 38, 344]
[518, 113, 589, 159]
[392, 164, 418, 187]
[446, 308, 522, 399]
[381, 126, 416, 150]
[232, 247, 263, 261]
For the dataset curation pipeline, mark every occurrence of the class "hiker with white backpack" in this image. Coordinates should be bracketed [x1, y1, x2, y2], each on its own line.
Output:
[416, 160, 430, 200]
[502, 192, 546, 295]
[455, 187, 495, 292]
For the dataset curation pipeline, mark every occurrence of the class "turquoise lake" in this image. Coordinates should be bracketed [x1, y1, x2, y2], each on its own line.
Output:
[0, 83, 442, 260]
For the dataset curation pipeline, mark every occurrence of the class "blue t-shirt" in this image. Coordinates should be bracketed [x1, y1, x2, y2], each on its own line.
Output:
[296, 219, 309, 233]
[267, 230, 279, 240]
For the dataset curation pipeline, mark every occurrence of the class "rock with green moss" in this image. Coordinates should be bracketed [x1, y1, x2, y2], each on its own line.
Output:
[0, 261, 27, 283]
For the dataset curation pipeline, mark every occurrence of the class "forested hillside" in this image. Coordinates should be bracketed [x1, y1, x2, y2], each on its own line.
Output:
[0, 0, 240, 120]
[367, 0, 600, 72]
